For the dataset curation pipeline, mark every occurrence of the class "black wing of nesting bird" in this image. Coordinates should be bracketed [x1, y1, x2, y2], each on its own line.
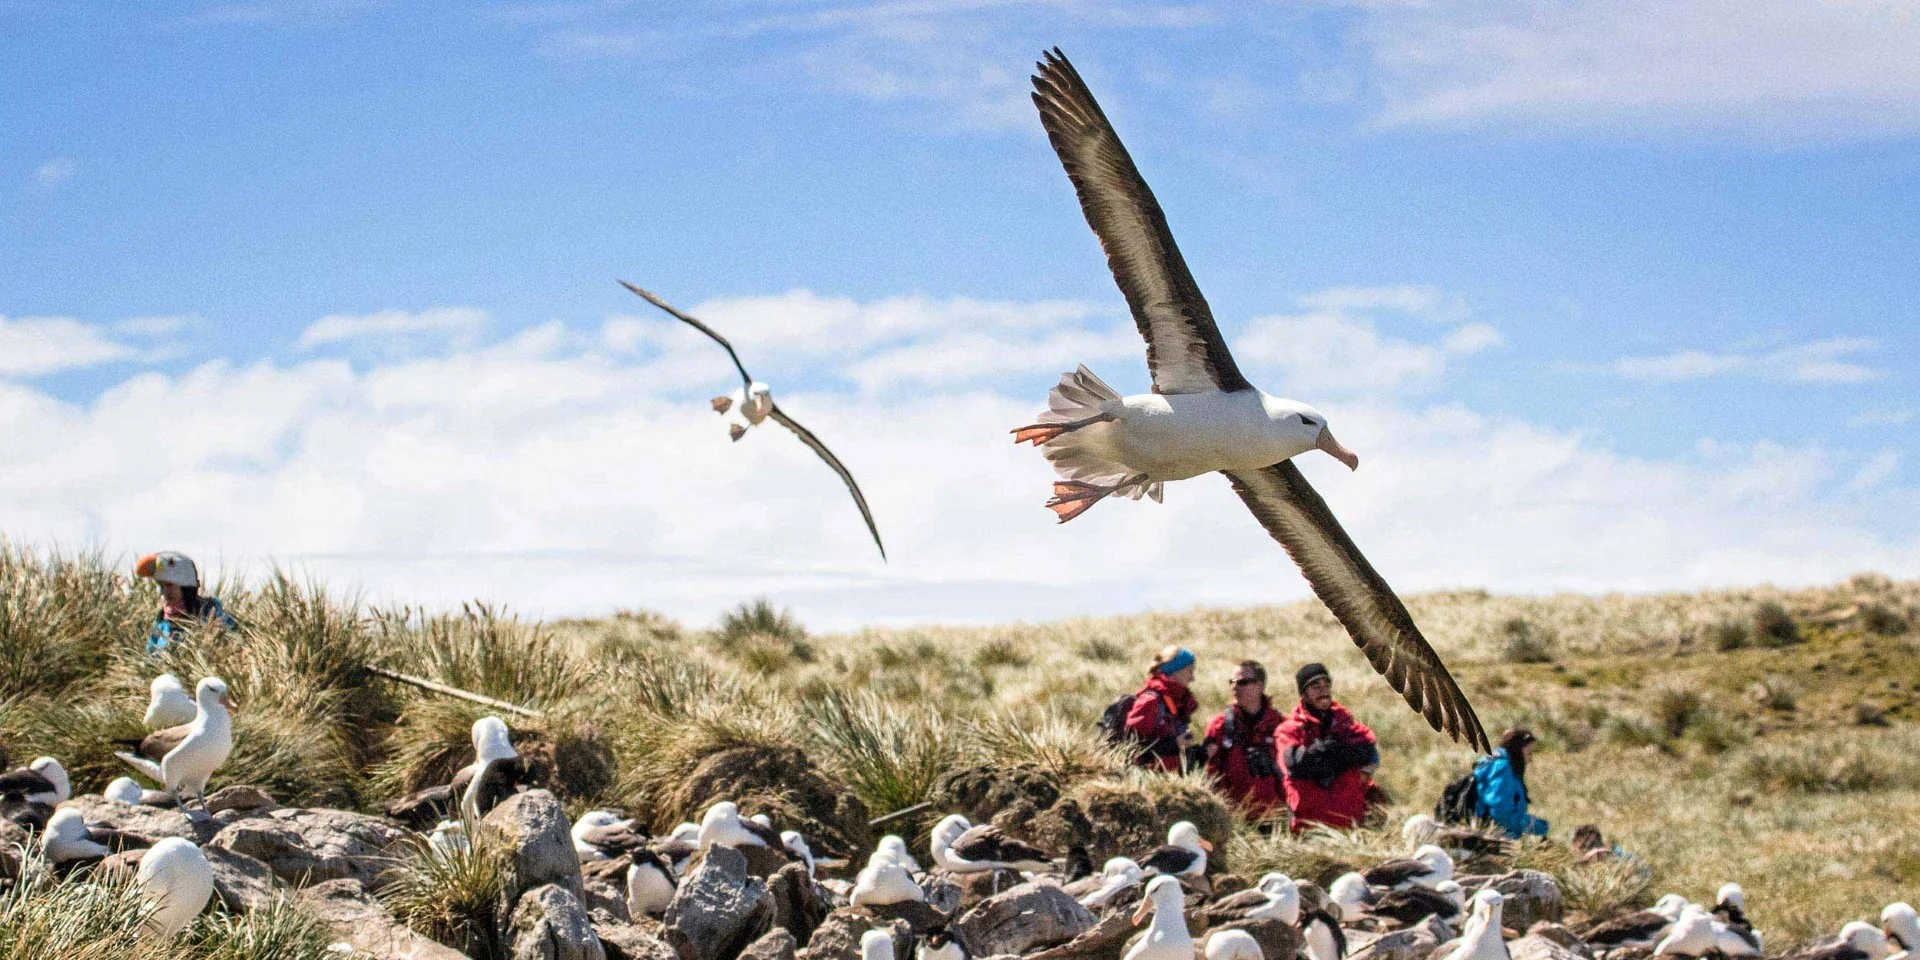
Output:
[1137, 844, 1201, 877]
[1582, 911, 1674, 947]
[0, 767, 57, 802]
[582, 821, 653, 859]
[619, 281, 887, 561]
[1362, 859, 1431, 888]
[1024, 48, 1487, 752]
[1370, 886, 1460, 925]
[950, 825, 1051, 867]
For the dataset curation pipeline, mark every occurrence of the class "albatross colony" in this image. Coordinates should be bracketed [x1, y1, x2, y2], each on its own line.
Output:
[1013, 48, 1488, 751]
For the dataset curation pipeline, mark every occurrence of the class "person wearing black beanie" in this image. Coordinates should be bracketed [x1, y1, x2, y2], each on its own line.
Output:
[1273, 663, 1381, 831]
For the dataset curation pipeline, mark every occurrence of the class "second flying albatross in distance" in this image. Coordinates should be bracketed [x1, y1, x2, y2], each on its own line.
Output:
[1013, 48, 1488, 751]
[620, 281, 887, 561]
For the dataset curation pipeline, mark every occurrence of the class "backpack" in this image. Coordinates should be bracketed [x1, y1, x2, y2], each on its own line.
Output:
[1435, 768, 1479, 825]
[1098, 693, 1138, 746]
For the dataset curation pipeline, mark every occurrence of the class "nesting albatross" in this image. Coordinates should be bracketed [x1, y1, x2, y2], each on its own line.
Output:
[1014, 48, 1488, 750]
[619, 281, 887, 561]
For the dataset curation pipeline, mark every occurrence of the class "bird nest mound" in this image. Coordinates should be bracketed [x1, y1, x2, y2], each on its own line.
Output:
[665, 744, 871, 855]
[1029, 775, 1234, 866]
[931, 763, 1061, 832]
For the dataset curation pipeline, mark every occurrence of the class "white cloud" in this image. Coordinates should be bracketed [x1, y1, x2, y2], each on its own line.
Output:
[297, 307, 489, 354]
[0, 316, 139, 377]
[1355, 0, 1920, 139]
[1598, 338, 1883, 384]
[1850, 409, 1914, 429]
[2, 289, 1912, 630]
[1234, 287, 1501, 396]
[34, 158, 76, 187]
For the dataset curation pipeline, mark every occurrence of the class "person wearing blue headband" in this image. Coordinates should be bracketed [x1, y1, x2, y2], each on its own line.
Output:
[1121, 645, 1199, 772]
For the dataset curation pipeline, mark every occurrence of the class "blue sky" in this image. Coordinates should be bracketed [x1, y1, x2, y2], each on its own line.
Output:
[4, 1, 1917, 627]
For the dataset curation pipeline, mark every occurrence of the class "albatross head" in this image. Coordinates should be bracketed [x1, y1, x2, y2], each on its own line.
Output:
[29, 757, 69, 801]
[1134, 874, 1185, 926]
[196, 677, 235, 713]
[1267, 400, 1358, 471]
[1168, 820, 1213, 853]
[472, 716, 516, 763]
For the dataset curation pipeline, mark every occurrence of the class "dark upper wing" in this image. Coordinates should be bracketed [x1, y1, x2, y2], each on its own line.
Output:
[1583, 912, 1670, 945]
[1224, 462, 1490, 752]
[619, 281, 754, 391]
[0, 768, 54, 799]
[582, 823, 651, 854]
[768, 405, 886, 561]
[1202, 888, 1271, 923]
[1030, 48, 1251, 396]
[1137, 844, 1197, 876]
[1371, 886, 1456, 924]
[952, 825, 1049, 864]
[1362, 859, 1426, 888]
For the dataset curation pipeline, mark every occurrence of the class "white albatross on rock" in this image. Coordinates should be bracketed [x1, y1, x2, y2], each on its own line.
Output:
[1128, 875, 1195, 960]
[145, 674, 197, 729]
[852, 848, 926, 906]
[136, 836, 215, 940]
[1013, 48, 1488, 751]
[115, 677, 232, 811]
[1437, 889, 1509, 960]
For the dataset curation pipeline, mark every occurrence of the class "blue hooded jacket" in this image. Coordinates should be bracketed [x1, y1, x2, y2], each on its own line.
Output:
[1472, 748, 1548, 838]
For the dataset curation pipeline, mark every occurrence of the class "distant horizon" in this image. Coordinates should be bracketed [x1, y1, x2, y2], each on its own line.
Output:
[6, 2, 1917, 627]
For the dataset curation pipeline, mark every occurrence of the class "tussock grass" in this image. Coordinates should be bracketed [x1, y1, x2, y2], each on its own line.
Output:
[805, 690, 960, 815]
[382, 823, 511, 960]
[963, 708, 1130, 785]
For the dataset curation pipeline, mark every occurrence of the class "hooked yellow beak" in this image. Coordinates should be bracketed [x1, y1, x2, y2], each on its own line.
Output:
[1132, 897, 1154, 926]
[134, 554, 159, 578]
[221, 694, 237, 712]
[1198, 838, 1214, 852]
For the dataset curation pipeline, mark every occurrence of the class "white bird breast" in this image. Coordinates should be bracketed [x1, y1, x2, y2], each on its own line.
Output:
[1111, 390, 1323, 481]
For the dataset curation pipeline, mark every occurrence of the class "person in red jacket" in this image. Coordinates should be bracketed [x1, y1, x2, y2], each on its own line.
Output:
[1124, 646, 1200, 772]
[1203, 660, 1284, 820]
[1274, 662, 1379, 832]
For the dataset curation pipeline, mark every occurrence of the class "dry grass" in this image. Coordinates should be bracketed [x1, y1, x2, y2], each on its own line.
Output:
[5, 543, 1920, 945]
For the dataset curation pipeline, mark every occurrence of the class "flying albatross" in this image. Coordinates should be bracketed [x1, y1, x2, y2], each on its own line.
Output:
[619, 281, 887, 561]
[1013, 48, 1488, 751]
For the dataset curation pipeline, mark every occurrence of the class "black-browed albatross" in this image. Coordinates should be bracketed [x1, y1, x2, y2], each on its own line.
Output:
[619, 281, 887, 561]
[1012, 48, 1488, 751]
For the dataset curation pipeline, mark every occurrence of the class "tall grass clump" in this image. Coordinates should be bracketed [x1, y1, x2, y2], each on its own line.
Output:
[178, 898, 339, 960]
[1753, 601, 1801, 647]
[1650, 683, 1705, 738]
[0, 544, 150, 698]
[714, 597, 806, 645]
[376, 604, 590, 710]
[1499, 616, 1558, 664]
[805, 690, 960, 815]
[382, 825, 511, 960]
[964, 708, 1129, 786]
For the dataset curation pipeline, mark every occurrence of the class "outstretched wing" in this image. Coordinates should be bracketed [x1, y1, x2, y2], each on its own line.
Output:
[767, 405, 887, 561]
[1224, 462, 1489, 752]
[619, 281, 754, 391]
[1030, 48, 1251, 396]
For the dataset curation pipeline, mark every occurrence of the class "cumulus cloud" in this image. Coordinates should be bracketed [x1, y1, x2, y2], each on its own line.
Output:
[1234, 287, 1502, 396]
[1355, 0, 1920, 139]
[297, 307, 489, 355]
[1593, 338, 1883, 384]
[0, 316, 141, 377]
[2, 289, 1912, 629]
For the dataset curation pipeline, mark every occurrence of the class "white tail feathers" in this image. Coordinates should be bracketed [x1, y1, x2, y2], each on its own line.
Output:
[1038, 365, 1121, 422]
[115, 751, 164, 784]
[1030, 367, 1162, 504]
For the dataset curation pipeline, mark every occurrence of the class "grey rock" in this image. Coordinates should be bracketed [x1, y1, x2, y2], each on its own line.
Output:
[926, 870, 1023, 914]
[739, 930, 799, 960]
[300, 878, 471, 960]
[582, 858, 633, 924]
[1511, 934, 1587, 960]
[596, 920, 680, 960]
[59, 794, 212, 844]
[486, 790, 587, 902]
[1029, 912, 1135, 960]
[952, 882, 1094, 957]
[798, 909, 912, 960]
[1483, 871, 1564, 930]
[205, 845, 284, 913]
[1354, 915, 1454, 960]
[1525, 924, 1594, 960]
[211, 807, 407, 890]
[512, 884, 608, 960]
[665, 845, 771, 960]
[204, 784, 277, 816]
[765, 863, 832, 945]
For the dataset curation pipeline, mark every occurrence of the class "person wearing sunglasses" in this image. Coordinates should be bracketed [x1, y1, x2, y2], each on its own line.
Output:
[1275, 662, 1380, 832]
[1202, 661, 1284, 819]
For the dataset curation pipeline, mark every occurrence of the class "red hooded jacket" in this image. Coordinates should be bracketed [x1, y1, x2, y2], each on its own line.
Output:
[1203, 698, 1284, 819]
[1274, 699, 1378, 831]
[1124, 672, 1199, 772]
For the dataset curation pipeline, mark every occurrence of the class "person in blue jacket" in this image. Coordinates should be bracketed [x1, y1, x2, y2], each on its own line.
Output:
[1474, 727, 1548, 838]
[136, 551, 238, 655]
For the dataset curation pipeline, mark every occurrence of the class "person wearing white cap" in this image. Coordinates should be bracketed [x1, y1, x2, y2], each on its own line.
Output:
[135, 552, 236, 655]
